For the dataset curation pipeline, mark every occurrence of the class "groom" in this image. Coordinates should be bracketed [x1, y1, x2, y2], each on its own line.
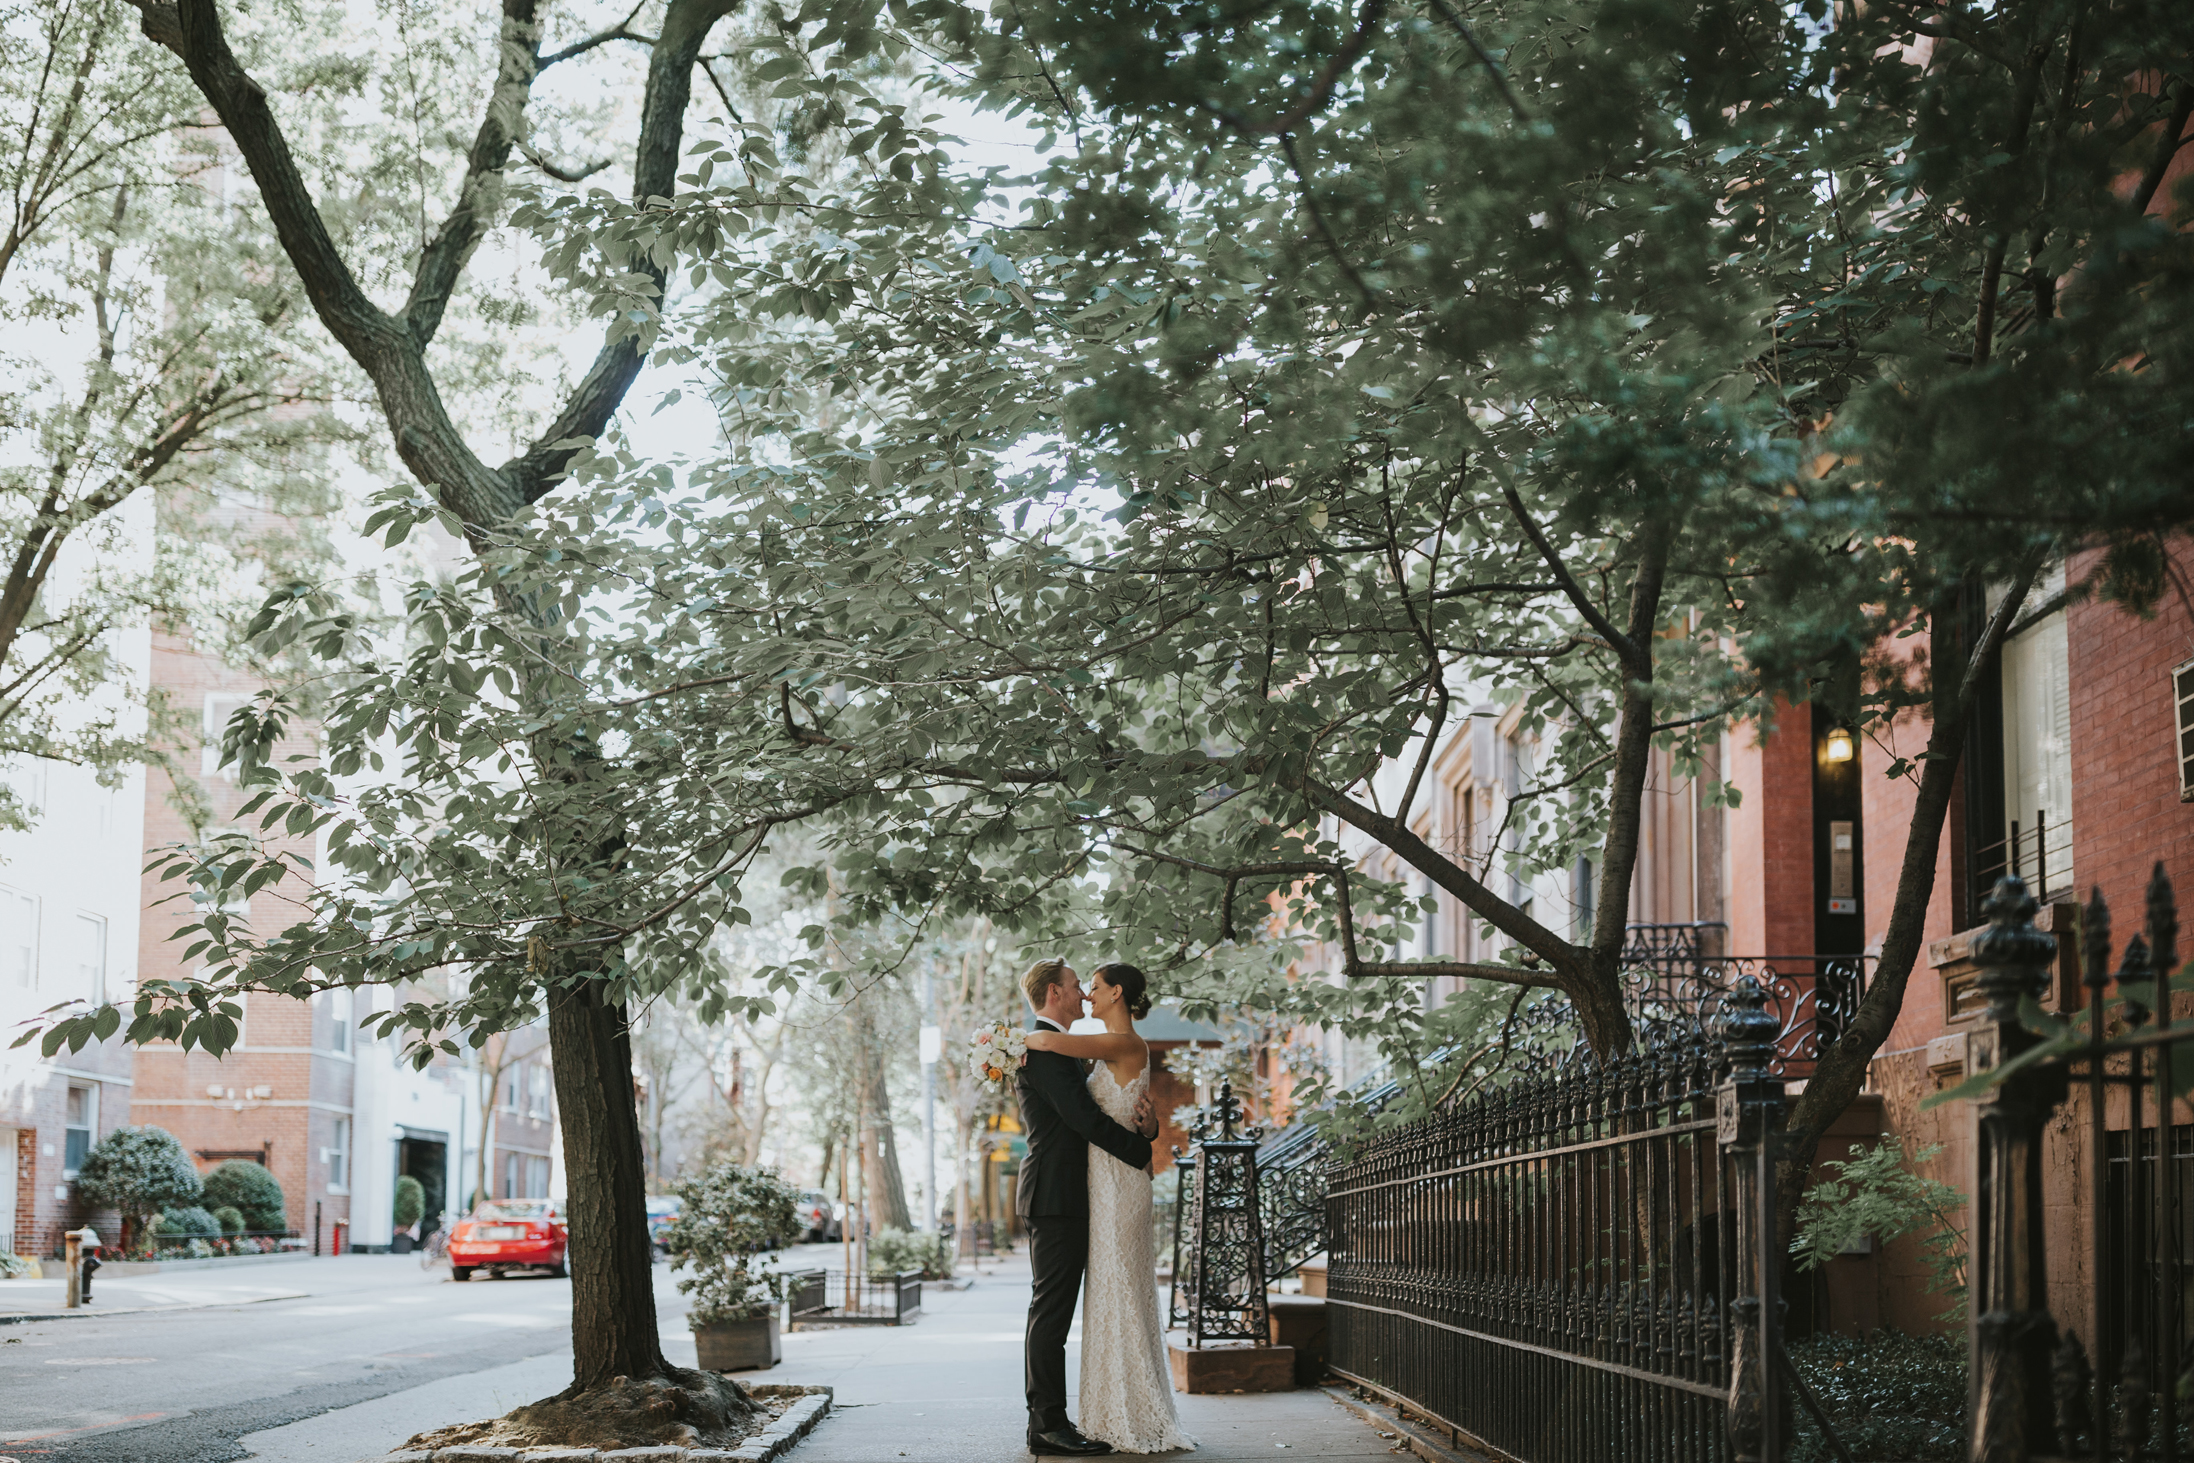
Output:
[1016, 959, 1157, 1457]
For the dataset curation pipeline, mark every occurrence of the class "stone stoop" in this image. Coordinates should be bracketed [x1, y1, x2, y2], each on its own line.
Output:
[376, 1386, 832, 1463]
[1166, 1339, 1297, 1394]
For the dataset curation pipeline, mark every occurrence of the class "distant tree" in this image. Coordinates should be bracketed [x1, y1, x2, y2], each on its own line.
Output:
[197, 1159, 284, 1233]
[75, 1125, 200, 1251]
[393, 1174, 426, 1231]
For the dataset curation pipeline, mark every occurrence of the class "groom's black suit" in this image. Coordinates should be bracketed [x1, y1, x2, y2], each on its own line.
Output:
[1017, 1017, 1154, 1439]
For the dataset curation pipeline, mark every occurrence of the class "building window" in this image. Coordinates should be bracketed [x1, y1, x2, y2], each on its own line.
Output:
[2, 887, 36, 988]
[2176, 659, 2194, 802]
[326, 1117, 350, 1190]
[63, 1085, 96, 1177]
[526, 1062, 549, 1119]
[202, 694, 253, 780]
[502, 1152, 520, 1199]
[325, 987, 351, 1054]
[73, 914, 106, 1005]
[499, 1066, 519, 1114]
[526, 1155, 551, 1198]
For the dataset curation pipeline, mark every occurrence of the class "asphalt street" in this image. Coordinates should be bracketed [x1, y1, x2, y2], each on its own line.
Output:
[0, 1249, 717, 1463]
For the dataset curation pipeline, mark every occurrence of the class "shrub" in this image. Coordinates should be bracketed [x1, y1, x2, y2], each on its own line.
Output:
[75, 1127, 203, 1251]
[1788, 1330, 1967, 1463]
[868, 1227, 954, 1281]
[662, 1161, 805, 1326]
[157, 1205, 221, 1241]
[1794, 1140, 1968, 1321]
[0, 1253, 30, 1278]
[211, 1205, 246, 1236]
[392, 1175, 425, 1229]
[200, 1160, 286, 1233]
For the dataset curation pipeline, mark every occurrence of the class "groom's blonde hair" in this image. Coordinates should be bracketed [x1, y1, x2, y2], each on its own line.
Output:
[1020, 957, 1071, 1013]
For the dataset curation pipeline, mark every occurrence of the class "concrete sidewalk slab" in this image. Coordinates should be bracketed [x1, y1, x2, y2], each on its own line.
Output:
[239, 1252, 1401, 1463]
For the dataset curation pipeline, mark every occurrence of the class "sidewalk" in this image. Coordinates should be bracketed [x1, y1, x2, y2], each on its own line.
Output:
[0, 1267, 311, 1322]
[239, 1252, 1407, 1462]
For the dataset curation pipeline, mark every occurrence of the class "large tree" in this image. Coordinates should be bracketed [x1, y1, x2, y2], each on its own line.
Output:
[89, 0, 813, 1441]
[0, 0, 354, 802]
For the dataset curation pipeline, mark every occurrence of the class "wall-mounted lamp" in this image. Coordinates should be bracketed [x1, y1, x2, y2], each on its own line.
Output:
[1824, 726, 1856, 764]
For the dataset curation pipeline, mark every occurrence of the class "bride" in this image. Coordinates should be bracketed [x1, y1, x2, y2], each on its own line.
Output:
[1024, 962, 1196, 1455]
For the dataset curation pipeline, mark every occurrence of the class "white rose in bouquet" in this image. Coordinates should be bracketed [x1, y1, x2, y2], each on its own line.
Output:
[967, 1020, 1028, 1092]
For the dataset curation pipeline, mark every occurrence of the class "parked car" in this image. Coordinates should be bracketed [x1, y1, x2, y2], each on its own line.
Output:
[795, 1189, 840, 1243]
[646, 1196, 682, 1257]
[447, 1200, 567, 1281]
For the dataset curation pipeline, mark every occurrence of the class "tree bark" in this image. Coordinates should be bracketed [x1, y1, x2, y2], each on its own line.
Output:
[548, 980, 670, 1389]
[1776, 567, 2040, 1235]
[854, 998, 913, 1230]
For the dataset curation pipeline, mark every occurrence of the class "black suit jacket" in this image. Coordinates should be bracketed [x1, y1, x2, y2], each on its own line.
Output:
[1014, 1032, 1153, 1219]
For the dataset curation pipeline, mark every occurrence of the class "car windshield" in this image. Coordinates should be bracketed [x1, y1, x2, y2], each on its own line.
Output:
[473, 1201, 552, 1221]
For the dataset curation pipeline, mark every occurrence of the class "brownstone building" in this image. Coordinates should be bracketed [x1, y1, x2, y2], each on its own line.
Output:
[129, 625, 357, 1250]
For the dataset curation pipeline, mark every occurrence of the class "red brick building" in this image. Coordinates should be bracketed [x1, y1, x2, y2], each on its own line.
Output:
[129, 626, 357, 1251]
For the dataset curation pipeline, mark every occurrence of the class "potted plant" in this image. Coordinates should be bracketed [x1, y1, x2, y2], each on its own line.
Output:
[662, 1161, 804, 1372]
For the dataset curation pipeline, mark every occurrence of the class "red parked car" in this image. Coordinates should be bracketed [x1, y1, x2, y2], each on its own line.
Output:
[448, 1200, 567, 1281]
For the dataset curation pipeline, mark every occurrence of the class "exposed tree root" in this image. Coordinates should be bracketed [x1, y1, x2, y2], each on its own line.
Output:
[401, 1368, 758, 1452]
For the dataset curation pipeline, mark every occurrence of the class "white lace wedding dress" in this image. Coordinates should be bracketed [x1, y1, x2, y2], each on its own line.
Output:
[1080, 1062, 1195, 1454]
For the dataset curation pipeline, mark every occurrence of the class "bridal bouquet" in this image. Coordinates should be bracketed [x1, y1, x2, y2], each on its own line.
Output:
[966, 1021, 1028, 1093]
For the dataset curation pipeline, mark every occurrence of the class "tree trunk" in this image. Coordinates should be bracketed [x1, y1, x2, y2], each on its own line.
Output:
[1775, 568, 2041, 1239]
[548, 981, 670, 1390]
[854, 1000, 913, 1230]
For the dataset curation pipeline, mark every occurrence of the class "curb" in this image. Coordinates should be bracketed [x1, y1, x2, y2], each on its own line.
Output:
[1320, 1382, 1497, 1463]
[378, 1384, 833, 1463]
[0, 1291, 310, 1326]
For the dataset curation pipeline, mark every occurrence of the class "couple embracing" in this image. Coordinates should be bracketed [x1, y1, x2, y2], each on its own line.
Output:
[1015, 957, 1195, 1457]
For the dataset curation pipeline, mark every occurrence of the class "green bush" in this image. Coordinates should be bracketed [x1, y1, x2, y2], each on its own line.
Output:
[1788, 1331, 1967, 1463]
[1794, 1141, 1968, 1321]
[868, 1227, 954, 1281]
[662, 1161, 805, 1326]
[158, 1205, 220, 1240]
[392, 1174, 425, 1229]
[75, 1127, 202, 1250]
[200, 1160, 286, 1233]
[211, 1205, 246, 1236]
[0, 1253, 30, 1278]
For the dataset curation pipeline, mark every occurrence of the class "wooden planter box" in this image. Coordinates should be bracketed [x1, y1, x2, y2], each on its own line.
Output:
[695, 1315, 781, 1372]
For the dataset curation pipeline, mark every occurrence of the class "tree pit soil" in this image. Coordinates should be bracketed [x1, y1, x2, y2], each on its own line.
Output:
[401, 1368, 759, 1452]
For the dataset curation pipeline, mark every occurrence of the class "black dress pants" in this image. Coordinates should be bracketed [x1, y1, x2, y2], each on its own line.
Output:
[1024, 1213, 1089, 1434]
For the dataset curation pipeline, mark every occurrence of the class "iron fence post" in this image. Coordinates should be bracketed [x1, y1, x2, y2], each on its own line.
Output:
[1718, 975, 1787, 1463]
[1965, 875, 2067, 1463]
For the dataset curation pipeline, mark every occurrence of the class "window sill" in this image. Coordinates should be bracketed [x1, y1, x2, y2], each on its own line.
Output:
[325, 1184, 350, 1196]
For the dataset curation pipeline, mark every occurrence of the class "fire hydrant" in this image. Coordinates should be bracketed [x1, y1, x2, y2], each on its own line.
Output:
[63, 1226, 101, 1309]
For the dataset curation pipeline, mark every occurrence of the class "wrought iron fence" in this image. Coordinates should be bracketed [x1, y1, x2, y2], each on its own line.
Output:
[1946, 866, 2189, 1463]
[785, 1267, 923, 1326]
[1324, 1018, 1744, 1463]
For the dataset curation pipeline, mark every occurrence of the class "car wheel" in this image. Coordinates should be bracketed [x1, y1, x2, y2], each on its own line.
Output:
[451, 1266, 473, 1282]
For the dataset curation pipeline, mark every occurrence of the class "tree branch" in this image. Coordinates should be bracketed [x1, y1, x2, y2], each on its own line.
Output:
[1501, 486, 1636, 664]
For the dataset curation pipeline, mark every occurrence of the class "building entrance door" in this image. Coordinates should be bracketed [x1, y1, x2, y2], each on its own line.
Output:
[0, 1129, 16, 1255]
[397, 1131, 448, 1238]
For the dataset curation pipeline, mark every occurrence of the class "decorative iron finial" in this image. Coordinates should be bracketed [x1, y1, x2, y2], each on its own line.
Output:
[2149, 861, 2179, 985]
[1971, 875, 2056, 1019]
[1716, 975, 1778, 1080]
[2120, 934, 2154, 1027]
[1212, 1079, 1243, 1142]
[2081, 886, 2113, 991]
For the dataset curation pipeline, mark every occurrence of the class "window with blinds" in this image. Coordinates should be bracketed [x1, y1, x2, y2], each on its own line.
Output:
[2176, 659, 2194, 802]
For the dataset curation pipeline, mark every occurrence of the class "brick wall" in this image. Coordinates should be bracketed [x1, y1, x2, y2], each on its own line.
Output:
[2067, 537, 2194, 919]
[133, 626, 351, 1245]
[1725, 699, 1816, 956]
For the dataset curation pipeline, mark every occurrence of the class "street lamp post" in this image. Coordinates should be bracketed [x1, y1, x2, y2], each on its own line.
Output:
[919, 967, 939, 1233]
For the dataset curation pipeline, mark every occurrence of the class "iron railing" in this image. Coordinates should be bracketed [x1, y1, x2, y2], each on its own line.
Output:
[1238, 931, 1871, 1300]
[1323, 1019, 1745, 1463]
[786, 1267, 922, 1326]
[1948, 866, 2188, 1463]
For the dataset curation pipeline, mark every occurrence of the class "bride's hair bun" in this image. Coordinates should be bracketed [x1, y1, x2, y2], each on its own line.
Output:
[1095, 962, 1152, 1020]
